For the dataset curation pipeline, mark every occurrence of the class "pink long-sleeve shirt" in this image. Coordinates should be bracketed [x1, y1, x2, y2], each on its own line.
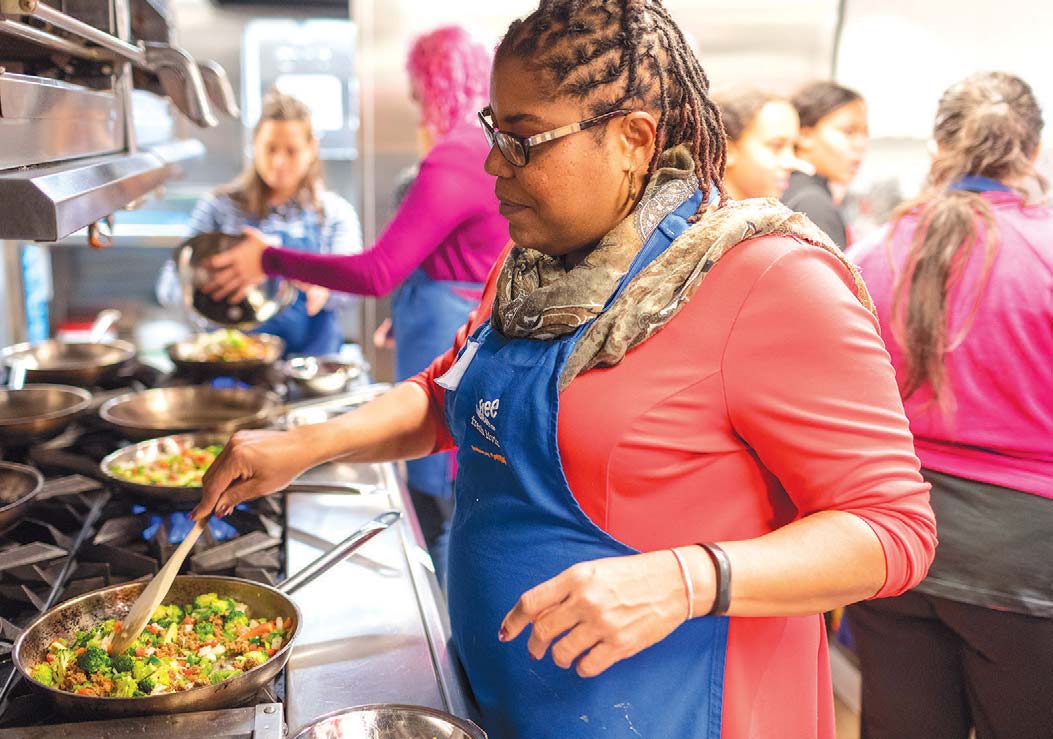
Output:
[849, 190, 1053, 498]
[261, 123, 508, 296]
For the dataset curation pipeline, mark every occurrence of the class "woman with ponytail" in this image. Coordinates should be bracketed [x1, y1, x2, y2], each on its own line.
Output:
[848, 71, 1053, 739]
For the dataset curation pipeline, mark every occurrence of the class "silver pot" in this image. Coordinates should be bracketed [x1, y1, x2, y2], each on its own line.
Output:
[292, 704, 486, 739]
[177, 232, 296, 330]
[280, 355, 364, 397]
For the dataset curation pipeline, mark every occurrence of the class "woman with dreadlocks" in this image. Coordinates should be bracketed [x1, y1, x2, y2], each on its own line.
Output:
[194, 2, 935, 736]
[847, 72, 1053, 739]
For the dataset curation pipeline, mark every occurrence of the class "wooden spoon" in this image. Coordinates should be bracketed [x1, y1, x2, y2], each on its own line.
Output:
[109, 517, 206, 656]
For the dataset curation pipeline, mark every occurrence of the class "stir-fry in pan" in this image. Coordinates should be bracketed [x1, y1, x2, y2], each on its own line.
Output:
[29, 592, 289, 698]
[182, 330, 272, 363]
[108, 444, 222, 487]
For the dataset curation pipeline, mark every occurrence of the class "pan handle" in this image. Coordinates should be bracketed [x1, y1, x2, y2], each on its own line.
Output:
[89, 309, 122, 343]
[278, 510, 400, 595]
[284, 482, 382, 495]
[6, 358, 26, 390]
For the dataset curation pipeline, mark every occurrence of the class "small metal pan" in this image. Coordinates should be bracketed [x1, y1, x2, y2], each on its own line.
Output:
[0, 384, 94, 446]
[98, 385, 392, 442]
[99, 432, 384, 505]
[12, 511, 400, 719]
[165, 333, 284, 379]
[0, 461, 44, 534]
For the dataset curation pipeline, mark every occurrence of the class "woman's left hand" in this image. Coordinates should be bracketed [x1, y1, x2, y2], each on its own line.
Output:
[499, 550, 711, 678]
[292, 281, 329, 316]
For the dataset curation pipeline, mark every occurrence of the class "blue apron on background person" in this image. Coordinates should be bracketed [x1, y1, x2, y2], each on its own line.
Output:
[392, 268, 482, 497]
[252, 211, 343, 357]
[442, 191, 730, 738]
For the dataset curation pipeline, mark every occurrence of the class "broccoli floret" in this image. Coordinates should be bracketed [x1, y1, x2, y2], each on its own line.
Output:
[208, 668, 242, 685]
[99, 619, 118, 635]
[31, 663, 55, 687]
[75, 645, 111, 675]
[111, 653, 135, 673]
[206, 597, 234, 616]
[193, 593, 219, 610]
[137, 676, 156, 694]
[150, 603, 185, 627]
[194, 621, 216, 641]
[113, 673, 137, 698]
[72, 630, 94, 648]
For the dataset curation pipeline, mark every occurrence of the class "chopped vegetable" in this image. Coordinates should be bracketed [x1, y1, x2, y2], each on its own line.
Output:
[28, 592, 289, 698]
[186, 330, 271, 363]
[76, 645, 111, 675]
[31, 663, 55, 687]
[110, 445, 223, 488]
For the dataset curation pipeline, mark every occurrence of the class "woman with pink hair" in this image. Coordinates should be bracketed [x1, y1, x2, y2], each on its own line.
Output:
[203, 26, 506, 567]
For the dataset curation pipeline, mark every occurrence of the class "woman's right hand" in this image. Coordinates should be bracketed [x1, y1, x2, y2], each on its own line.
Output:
[202, 226, 270, 304]
[191, 429, 310, 521]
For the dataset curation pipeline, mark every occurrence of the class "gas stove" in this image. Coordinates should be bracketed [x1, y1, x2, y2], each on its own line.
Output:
[0, 363, 471, 737]
[0, 371, 289, 735]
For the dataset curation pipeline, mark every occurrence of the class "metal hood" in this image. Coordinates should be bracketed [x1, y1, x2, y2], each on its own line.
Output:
[0, 0, 236, 242]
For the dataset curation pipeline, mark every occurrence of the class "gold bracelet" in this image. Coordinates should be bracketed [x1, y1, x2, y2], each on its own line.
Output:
[670, 548, 694, 620]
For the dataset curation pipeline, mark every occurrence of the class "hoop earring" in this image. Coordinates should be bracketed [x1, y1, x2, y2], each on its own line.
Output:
[626, 169, 637, 207]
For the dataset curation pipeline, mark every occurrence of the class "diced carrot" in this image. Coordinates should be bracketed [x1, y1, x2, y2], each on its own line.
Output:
[135, 647, 146, 657]
[76, 687, 93, 695]
[146, 624, 163, 635]
[75, 647, 86, 656]
[46, 653, 56, 663]
[113, 621, 122, 633]
[266, 648, 276, 657]
[244, 621, 274, 639]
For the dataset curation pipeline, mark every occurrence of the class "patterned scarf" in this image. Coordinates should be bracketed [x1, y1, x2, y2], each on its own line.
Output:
[492, 146, 876, 390]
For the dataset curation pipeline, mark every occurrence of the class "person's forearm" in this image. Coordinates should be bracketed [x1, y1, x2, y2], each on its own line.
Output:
[683, 510, 887, 618]
[294, 381, 441, 468]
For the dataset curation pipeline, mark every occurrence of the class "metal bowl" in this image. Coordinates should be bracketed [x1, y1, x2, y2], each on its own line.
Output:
[280, 355, 363, 397]
[291, 704, 487, 739]
[177, 231, 296, 330]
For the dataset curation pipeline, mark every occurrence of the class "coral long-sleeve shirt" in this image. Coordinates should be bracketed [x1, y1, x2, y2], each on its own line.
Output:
[409, 235, 936, 738]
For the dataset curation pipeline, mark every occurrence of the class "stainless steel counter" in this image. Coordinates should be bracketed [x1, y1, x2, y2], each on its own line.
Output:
[283, 459, 473, 735]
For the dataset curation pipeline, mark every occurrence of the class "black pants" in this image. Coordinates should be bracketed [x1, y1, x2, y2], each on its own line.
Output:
[848, 591, 1053, 739]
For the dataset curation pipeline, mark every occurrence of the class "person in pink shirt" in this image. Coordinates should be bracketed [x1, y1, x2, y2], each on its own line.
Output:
[204, 26, 508, 565]
[848, 71, 1053, 739]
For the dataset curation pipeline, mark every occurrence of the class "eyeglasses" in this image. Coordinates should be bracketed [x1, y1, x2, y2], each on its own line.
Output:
[478, 105, 631, 167]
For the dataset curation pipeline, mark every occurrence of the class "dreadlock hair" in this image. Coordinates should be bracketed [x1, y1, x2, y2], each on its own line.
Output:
[888, 71, 1044, 410]
[495, 0, 727, 216]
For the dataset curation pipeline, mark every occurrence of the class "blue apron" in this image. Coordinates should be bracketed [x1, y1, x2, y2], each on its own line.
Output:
[443, 191, 729, 738]
[251, 212, 342, 357]
[392, 268, 481, 497]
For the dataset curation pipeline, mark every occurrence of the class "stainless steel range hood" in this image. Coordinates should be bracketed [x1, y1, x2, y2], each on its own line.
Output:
[0, 0, 236, 242]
